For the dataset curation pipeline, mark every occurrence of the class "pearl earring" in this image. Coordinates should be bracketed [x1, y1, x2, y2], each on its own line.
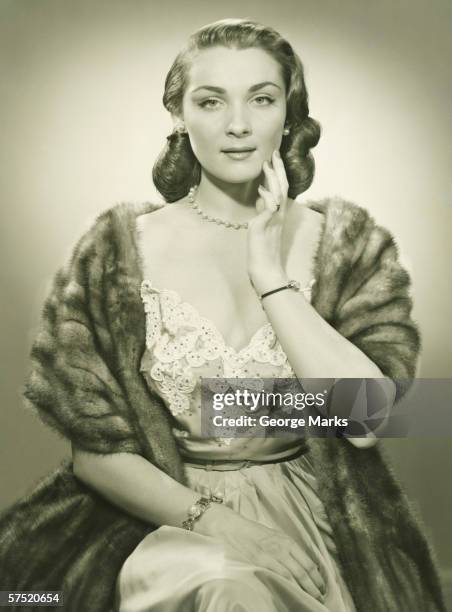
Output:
[283, 126, 290, 136]
[175, 123, 187, 134]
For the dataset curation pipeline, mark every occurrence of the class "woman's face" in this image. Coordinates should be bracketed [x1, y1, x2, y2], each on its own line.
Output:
[180, 46, 287, 185]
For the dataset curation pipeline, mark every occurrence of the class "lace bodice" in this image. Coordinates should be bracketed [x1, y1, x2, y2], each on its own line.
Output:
[140, 280, 313, 460]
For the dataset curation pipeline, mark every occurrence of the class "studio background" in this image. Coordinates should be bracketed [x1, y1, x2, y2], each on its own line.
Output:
[1, 0, 451, 603]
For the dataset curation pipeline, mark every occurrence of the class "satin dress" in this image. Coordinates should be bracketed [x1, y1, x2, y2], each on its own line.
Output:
[114, 280, 356, 612]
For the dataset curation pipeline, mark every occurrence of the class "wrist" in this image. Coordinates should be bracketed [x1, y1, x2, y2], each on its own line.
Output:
[180, 493, 225, 533]
[192, 502, 230, 536]
[249, 269, 288, 296]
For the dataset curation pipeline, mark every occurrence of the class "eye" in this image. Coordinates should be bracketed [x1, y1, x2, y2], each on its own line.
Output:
[252, 95, 275, 106]
[198, 95, 275, 109]
[198, 98, 222, 109]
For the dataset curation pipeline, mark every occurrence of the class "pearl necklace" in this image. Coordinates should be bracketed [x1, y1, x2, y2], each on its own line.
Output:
[187, 185, 249, 230]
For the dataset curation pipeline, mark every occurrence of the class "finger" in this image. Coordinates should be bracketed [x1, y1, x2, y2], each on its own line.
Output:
[312, 566, 326, 593]
[304, 561, 326, 594]
[263, 556, 324, 602]
[272, 150, 289, 187]
[262, 160, 283, 207]
[248, 209, 274, 233]
[257, 185, 279, 214]
[289, 548, 326, 593]
[292, 565, 324, 601]
[272, 150, 289, 206]
[261, 556, 293, 582]
[255, 193, 267, 215]
[287, 563, 324, 601]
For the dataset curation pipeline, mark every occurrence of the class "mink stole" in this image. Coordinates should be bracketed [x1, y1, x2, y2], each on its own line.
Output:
[0, 196, 447, 612]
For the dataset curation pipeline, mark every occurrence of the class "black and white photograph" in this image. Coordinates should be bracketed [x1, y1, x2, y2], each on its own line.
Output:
[0, 1, 451, 610]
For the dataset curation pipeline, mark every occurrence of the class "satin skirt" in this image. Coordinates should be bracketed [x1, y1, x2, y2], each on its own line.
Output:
[114, 452, 356, 612]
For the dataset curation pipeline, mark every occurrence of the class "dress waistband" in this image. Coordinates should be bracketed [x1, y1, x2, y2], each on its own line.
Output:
[182, 443, 309, 471]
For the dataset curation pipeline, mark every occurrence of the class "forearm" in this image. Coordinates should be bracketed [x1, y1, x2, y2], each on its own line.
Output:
[255, 271, 383, 380]
[71, 446, 223, 531]
[252, 271, 395, 448]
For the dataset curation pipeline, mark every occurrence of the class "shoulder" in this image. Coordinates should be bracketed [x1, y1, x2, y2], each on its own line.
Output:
[305, 195, 374, 241]
[286, 197, 324, 233]
[305, 194, 401, 246]
[303, 196, 413, 303]
[67, 201, 165, 260]
[303, 195, 401, 265]
[64, 200, 195, 269]
[137, 200, 194, 233]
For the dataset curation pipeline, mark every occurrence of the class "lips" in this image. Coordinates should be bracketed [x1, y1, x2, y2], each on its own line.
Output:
[222, 147, 256, 153]
[223, 149, 256, 161]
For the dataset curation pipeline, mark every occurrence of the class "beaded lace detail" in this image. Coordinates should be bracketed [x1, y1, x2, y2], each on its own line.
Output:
[140, 280, 298, 421]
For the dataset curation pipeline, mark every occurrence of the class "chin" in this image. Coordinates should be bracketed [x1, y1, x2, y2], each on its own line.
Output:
[213, 167, 263, 185]
[224, 175, 259, 184]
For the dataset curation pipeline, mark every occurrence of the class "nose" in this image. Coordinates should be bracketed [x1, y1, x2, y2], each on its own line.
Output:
[226, 103, 252, 137]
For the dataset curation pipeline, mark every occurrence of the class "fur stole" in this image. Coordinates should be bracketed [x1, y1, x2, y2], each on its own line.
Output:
[0, 197, 446, 612]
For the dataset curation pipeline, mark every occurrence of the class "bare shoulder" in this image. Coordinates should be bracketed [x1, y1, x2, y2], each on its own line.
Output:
[137, 199, 199, 242]
[137, 197, 324, 242]
[285, 198, 324, 237]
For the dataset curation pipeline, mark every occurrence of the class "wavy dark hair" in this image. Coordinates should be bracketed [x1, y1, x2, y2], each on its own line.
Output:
[153, 18, 321, 203]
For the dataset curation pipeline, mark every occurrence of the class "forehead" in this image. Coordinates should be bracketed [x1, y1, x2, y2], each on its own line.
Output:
[185, 46, 284, 91]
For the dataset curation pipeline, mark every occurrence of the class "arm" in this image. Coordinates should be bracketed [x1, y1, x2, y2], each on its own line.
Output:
[72, 445, 224, 532]
[72, 445, 326, 600]
[254, 271, 385, 380]
[249, 160, 419, 450]
[251, 271, 395, 449]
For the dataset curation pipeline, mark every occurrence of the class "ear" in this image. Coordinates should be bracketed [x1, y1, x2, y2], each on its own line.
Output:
[171, 113, 185, 131]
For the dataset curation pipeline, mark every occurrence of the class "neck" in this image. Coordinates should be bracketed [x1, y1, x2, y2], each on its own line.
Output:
[194, 170, 263, 223]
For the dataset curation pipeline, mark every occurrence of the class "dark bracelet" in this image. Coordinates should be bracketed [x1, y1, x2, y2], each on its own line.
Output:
[259, 280, 301, 301]
[259, 279, 316, 305]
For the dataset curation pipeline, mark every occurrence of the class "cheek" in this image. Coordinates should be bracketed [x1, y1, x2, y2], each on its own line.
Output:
[188, 119, 220, 157]
[256, 120, 285, 154]
[255, 105, 285, 132]
[262, 110, 286, 133]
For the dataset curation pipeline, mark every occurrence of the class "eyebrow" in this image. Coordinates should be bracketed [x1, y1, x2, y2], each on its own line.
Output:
[191, 81, 282, 94]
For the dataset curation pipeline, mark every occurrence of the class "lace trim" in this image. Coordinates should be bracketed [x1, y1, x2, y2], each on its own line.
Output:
[141, 280, 292, 366]
[140, 280, 296, 418]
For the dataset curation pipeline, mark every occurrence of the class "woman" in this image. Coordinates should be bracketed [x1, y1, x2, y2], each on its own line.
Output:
[0, 17, 447, 612]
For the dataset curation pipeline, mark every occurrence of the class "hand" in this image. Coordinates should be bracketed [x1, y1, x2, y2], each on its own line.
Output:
[247, 149, 289, 294]
[194, 503, 326, 602]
